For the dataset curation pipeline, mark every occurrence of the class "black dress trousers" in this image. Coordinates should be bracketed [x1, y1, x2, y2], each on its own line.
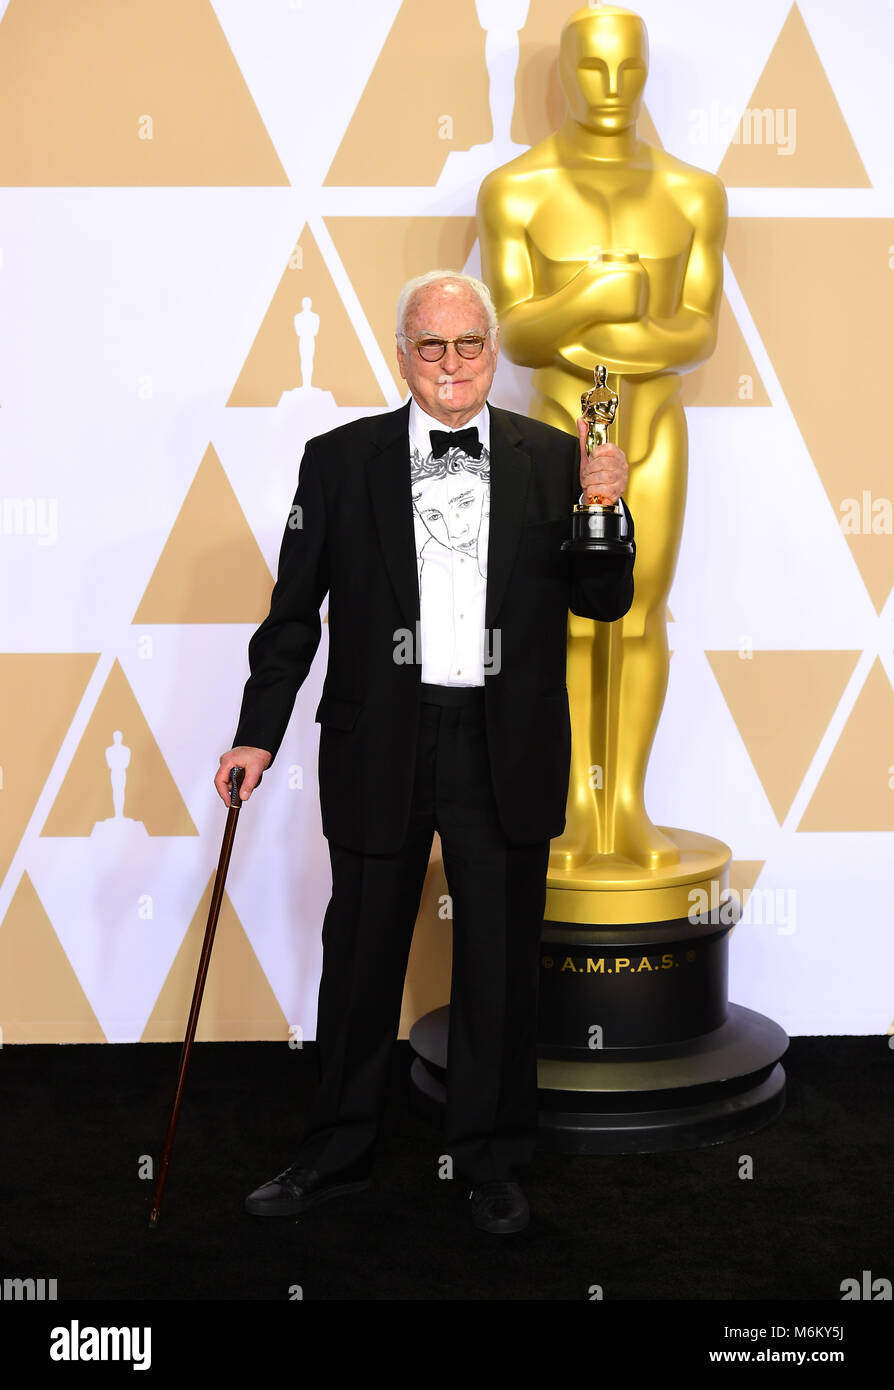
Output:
[292, 685, 550, 1187]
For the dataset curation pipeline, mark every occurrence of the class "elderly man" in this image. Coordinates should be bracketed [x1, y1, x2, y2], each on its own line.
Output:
[215, 270, 635, 1234]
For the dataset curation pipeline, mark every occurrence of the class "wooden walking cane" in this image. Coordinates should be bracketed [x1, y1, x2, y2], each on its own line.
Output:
[148, 764, 245, 1227]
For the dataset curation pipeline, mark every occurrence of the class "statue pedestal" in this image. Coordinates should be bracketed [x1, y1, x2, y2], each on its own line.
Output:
[409, 827, 789, 1153]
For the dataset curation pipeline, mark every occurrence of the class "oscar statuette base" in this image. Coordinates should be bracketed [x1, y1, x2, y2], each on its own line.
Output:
[408, 827, 789, 1154]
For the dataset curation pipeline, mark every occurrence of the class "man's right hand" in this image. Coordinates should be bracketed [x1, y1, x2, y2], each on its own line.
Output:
[215, 746, 272, 807]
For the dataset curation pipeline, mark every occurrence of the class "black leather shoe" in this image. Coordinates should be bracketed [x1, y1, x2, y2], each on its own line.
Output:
[467, 1180, 530, 1234]
[245, 1163, 371, 1217]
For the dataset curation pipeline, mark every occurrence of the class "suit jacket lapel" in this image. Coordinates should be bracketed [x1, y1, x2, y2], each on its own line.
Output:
[367, 401, 420, 627]
[485, 404, 531, 629]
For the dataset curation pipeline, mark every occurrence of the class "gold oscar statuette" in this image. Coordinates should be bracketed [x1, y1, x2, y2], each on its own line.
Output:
[562, 354, 634, 557]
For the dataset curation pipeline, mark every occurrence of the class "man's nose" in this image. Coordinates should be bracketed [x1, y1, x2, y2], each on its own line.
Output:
[440, 343, 462, 371]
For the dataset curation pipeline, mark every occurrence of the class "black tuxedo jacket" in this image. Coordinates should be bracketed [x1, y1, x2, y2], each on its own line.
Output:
[232, 400, 635, 853]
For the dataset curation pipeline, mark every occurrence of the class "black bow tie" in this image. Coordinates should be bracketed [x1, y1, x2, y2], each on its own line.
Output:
[429, 426, 483, 460]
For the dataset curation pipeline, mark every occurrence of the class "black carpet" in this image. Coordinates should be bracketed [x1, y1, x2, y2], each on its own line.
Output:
[1, 1037, 890, 1311]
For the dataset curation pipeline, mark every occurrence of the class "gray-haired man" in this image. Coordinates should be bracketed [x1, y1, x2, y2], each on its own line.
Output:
[216, 270, 635, 1233]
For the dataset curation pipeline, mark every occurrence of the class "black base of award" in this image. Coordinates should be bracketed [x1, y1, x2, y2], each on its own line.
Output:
[408, 914, 789, 1154]
[561, 501, 635, 556]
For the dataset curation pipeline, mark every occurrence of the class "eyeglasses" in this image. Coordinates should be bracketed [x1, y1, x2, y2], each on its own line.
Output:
[403, 334, 490, 362]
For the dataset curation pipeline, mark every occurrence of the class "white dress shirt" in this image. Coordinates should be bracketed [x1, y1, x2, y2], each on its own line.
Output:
[409, 398, 491, 687]
[408, 397, 629, 688]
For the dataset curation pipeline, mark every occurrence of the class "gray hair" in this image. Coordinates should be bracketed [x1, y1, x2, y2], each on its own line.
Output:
[395, 270, 497, 342]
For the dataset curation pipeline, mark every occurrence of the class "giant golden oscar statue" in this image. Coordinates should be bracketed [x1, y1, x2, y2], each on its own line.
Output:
[479, 3, 726, 882]
[472, 5, 787, 1149]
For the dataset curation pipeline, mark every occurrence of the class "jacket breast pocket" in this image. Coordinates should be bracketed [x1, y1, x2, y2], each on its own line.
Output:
[314, 695, 362, 731]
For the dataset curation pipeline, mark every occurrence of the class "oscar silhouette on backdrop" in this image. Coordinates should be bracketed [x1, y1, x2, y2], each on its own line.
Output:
[279, 294, 334, 410]
[439, 0, 531, 187]
[106, 730, 130, 820]
[294, 296, 321, 391]
[91, 728, 147, 839]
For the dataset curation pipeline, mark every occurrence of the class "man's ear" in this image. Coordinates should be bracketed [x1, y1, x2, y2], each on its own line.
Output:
[395, 339, 408, 382]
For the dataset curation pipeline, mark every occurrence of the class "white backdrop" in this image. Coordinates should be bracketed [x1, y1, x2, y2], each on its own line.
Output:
[0, 0, 892, 1043]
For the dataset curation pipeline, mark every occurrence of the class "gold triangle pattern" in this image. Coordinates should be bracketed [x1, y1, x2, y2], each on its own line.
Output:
[0, 874, 106, 1042]
[133, 444, 274, 624]
[0, 0, 288, 186]
[726, 217, 894, 613]
[799, 660, 894, 832]
[324, 0, 491, 187]
[0, 653, 98, 884]
[707, 650, 859, 823]
[141, 877, 291, 1041]
[718, 3, 869, 189]
[40, 660, 198, 838]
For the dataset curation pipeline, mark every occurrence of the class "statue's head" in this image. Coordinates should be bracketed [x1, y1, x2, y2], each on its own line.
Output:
[560, 5, 648, 134]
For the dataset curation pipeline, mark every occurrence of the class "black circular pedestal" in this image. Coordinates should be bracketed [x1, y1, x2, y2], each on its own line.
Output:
[409, 911, 789, 1154]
